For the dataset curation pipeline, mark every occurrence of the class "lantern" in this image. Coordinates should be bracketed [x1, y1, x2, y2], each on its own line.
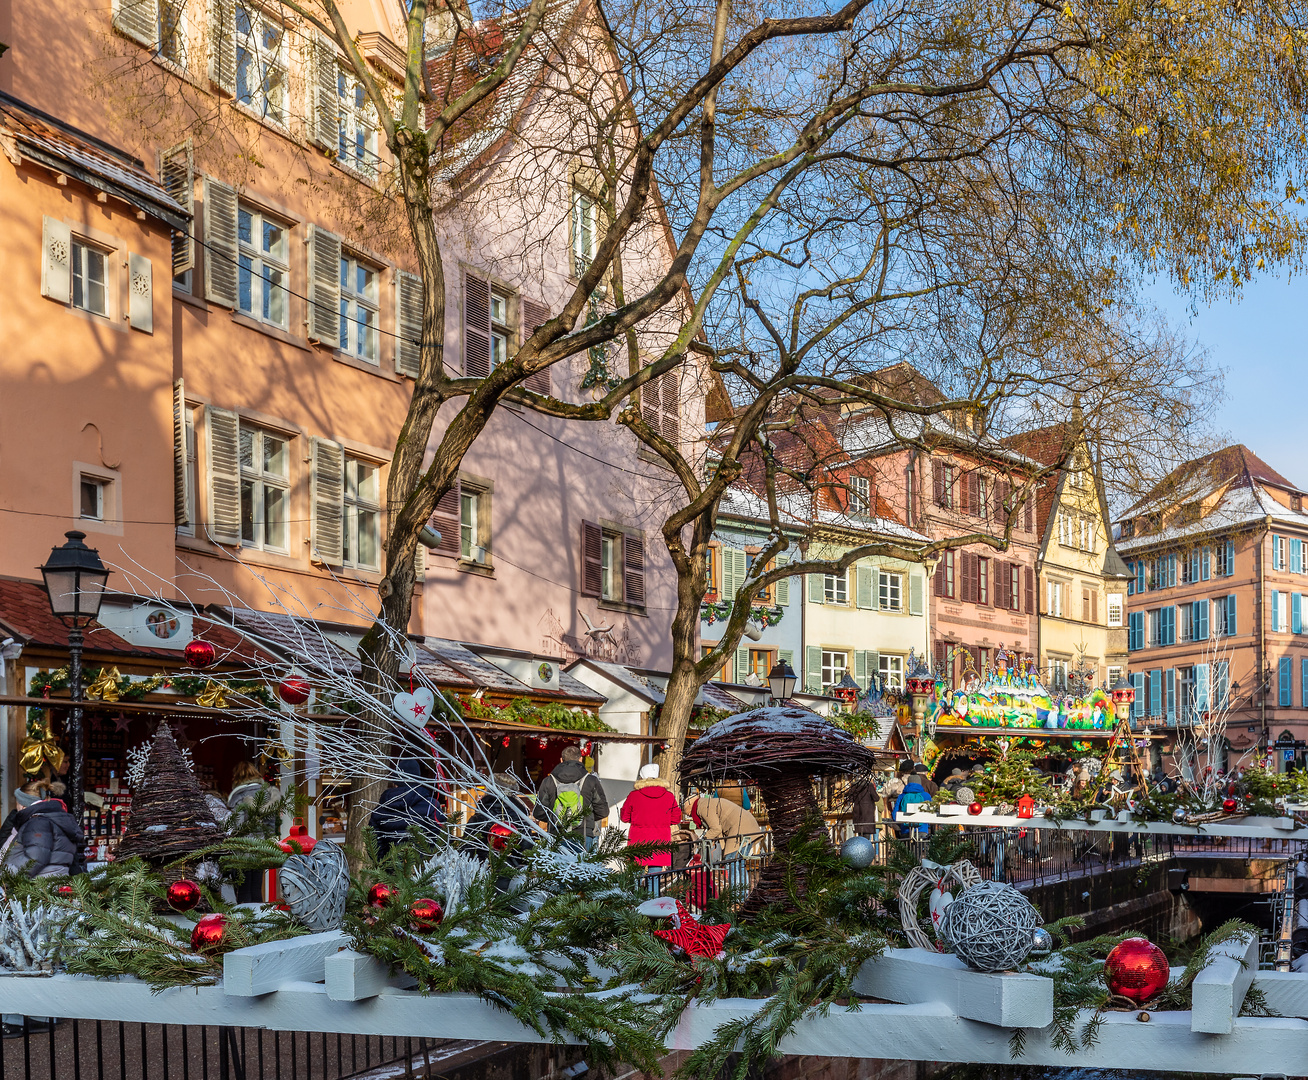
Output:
[1110, 675, 1136, 723]
[833, 670, 860, 706]
[1016, 793, 1036, 819]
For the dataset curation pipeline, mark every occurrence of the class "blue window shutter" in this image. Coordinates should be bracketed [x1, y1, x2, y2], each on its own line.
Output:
[1169, 554, 1177, 587]
[1273, 535, 1282, 570]
[1226, 540, 1235, 576]
[1295, 593, 1303, 635]
[1280, 657, 1293, 707]
[1293, 538, 1303, 575]
[1227, 594, 1237, 636]
[1137, 562, 1146, 592]
[1195, 599, 1208, 641]
[1132, 672, 1145, 719]
[1128, 611, 1141, 651]
[1164, 606, 1176, 645]
[1149, 669, 1162, 716]
[1215, 660, 1229, 708]
[1303, 659, 1308, 708]
[1165, 669, 1176, 723]
[1201, 546, 1211, 581]
[1127, 562, 1135, 596]
[1195, 663, 1210, 713]
[1189, 550, 1200, 582]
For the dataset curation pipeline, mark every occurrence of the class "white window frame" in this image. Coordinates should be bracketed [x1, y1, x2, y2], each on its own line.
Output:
[878, 570, 903, 612]
[1148, 608, 1160, 647]
[821, 650, 848, 689]
[1107, 592, 1124, 628]
[1048, 580, 1063, 617]
[879, 653, 904, 691]
[572, 189, 598, 276]
[79, 475, 107, 521]
[459, 489, 479, 561]
[237, 203, 290, 329]
[849, 476, 870, 516]
[337, 66, 379, 177]
[239, 424, 290, 552]
[599, 529, 621, 600]
[824, 572, 847, 605]
[490, 287, 510, 369]
[1107, 665, 1123, 690]
[339, 253, 380, 362]
[343, 457, 381, 571]
[235, 5, 289, 125]
[1178, 602, 1193, 643]
[71, 239, 110, 317]
[159, 0, 187, 67]
[1050, 658, 1069, 691]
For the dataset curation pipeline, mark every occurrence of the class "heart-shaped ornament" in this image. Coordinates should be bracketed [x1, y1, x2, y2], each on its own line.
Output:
[280, 840, 348, 931]
[929, 886, 954, 931]
[393, 688, 435, 727]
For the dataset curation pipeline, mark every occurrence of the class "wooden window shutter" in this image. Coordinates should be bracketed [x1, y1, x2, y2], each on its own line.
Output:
[208, 0, 237, 94]
[310, 35, 339, 151]
[173, 380, 190, 526]
[808, 572, 825, 605]
[580, 521, 603, 597]
[856, 566, 873, 609]
[306, 226, 342, 344]
[112, 0, 158, 46]
[774, 554, 789, 606]
[310, 438, 345, 565]
[1024, 495, 1034, 532]
[128, 252, 153, 332]
[204, 406, 242, 544]
[967, 473, 981, 517]
[960, 551, 974, 604]
[160, 142, 194, 276]
[395, 271, 423, 377]
[521, 299, 551, 395]
[660, 371, 680, 446]
[623, 534, 646, 607]
[1024, 566, 1034, 614]
[430, 482, 461, 557]
[40, 216, 72, 303]
[932, 460, 945, 506]
[934, 640, 947, 671]
[805, 645, 822, 692]
[464, 271, 491, 378]
[994, 481, 1011, 525]
[734, 646, 750, 684]
[413, 541, 426, 582]
[909, 573, 924, 616]
[202, 176, 239, 307]
[933, 558, 945, 597]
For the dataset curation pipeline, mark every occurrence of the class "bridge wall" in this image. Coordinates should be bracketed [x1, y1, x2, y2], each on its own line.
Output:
[1023, 861, 1200, 941]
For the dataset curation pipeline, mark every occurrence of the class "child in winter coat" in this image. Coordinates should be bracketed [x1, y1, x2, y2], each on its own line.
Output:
[619, 764, 681, 867]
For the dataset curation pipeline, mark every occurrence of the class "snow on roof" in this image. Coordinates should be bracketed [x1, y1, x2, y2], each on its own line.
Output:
[717, 482, 930, 546]
[1117, 478, 1308, 553]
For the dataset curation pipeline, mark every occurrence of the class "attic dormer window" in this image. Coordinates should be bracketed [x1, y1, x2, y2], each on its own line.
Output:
[1293, 494, 1303, 513]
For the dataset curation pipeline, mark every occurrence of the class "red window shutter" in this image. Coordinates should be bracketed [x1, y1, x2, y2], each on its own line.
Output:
[933, 461, 945, 507]
[959, 473, 970, 516]
[993, 481, 1008, 525]
[968, 473, 981, 517]
[430, 480, 461, 557]
[464, 272, 491, 378]
[521, 298, 551, 395]
[933, 557, 945, 597]
[960, 551, 973, 604]
[933, 640, 947, 669]
[1023, 494, 1034, 533]
[581, 521, 603, 597]
[623, 533, 646, 607]
[1025, 566, 1035, 615]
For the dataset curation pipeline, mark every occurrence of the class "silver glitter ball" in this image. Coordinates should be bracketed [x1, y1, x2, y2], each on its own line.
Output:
[955, 786, 976, 806]
[1172, 808, 1188, 824]
[840, 835, 876, 869]
[1030, 927, 1054, 957]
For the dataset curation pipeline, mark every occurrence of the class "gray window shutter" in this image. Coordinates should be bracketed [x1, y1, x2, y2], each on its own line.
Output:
[805, 645, 822, 692]
[431, 483, 462, 558]
[856, 566, 873, 609]
[721, 548, 741, 599]
[868, 650, 880, 687]
[808, 573, 824, 604]
[521, 298, 551, 394]
[310, 438, 345, 565]
[113, 0, 158, 46]
[909, 573, 924, 616]
[306, 225, 342, 344]
[464, 271, 491, 377]
[734, 646, 749, 684]
[310, 35, 339, 151]
[660, 371, 680, 446]
[202, 176, 239, 307]
[173, 379, 190, 526]
[779, 648, 794, 675]
[775, 554, 789, 606]
[623, 534, 646, 607]
[208, 0, 237, 94]
[854, 650, 868, 691]
[41, 217, 72, 303]
[396, 270, 423, 377]
[160, 142, 195, 275]
[205, 406, 241, 544]
[128, 252, 153, 332]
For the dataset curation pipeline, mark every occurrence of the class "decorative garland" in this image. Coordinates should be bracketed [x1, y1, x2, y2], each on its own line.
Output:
[457, 695, 616, 734]
[699, 600, 784, 627]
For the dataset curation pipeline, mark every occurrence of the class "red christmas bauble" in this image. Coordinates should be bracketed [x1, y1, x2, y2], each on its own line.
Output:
[184, 639, 218, 669]
[1222, 798, 1238, 813]
[191, 913, 229, 954]
[167, 879, 202, 912]
[1104, 937, 1169, 1003]
[367, 883, 396, 908]
[489, 823, 515, 851]
[55, 884, 74, 898]
[409, 898, 444, 931]
[967, 802, 984, 816]
[277, 676, 312, 706]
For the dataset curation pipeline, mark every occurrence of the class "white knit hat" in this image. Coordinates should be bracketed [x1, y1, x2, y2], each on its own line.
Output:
[639, 763, 660, 780]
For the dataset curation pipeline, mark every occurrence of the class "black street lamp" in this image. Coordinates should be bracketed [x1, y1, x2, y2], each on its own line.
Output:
[767, 658, 797, 704]
[38, 531, 110, 823]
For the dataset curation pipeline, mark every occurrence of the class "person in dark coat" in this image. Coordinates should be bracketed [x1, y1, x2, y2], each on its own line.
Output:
[849, 777, 880, 836]
[533, 746, 609, 845]
[1, 783, 84, 878]
[370, 758, 444, 858]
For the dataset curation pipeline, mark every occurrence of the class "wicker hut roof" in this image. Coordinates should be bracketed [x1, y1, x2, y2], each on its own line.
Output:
[680, 706, 878, 783]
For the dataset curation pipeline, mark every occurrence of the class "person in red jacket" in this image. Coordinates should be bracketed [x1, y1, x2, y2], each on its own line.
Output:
[619, 763, 682, 869]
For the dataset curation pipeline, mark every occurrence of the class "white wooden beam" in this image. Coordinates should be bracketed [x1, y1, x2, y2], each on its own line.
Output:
[223, 930, 350, 996]
[905, 808, 1308, 840]
[852, 948, 1053, 1029]
[1252, 971, 1308, 1019]
[325, 948, 411, 1001]
[1191, 932, 1258, 1033]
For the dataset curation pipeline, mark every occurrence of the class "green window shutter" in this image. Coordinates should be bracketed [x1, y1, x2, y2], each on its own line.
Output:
[779, 649, 794, 672]
[868, 650, 880, 688]
[805, 646, 822, 691]
[856, 566, 873, 609]
[854, 650, 869, 690]
[775, 554, 789, 606]
[735, 646, 750, 684]
[809, 573, 825, 604]
[909, 574, 924, 616]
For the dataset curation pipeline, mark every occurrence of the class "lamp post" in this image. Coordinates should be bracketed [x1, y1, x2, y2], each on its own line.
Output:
[1110, 675, 1136, 725]
[767, 658, 797, 704]
[38, 531, 110, 823]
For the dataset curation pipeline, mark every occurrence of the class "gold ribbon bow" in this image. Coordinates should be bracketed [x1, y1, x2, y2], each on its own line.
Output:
[19, 720, 65, 776]
[260, 740, 290, 763]
[84, 667, 123, 702]
[196, 680, 229, 709]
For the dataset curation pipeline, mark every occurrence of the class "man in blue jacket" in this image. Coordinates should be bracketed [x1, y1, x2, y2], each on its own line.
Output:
[892, 759, 931, 837]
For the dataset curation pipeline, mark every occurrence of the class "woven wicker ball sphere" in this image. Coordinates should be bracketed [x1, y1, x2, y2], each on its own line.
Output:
[937, 881, 1042, 971]
[840, 836, 876, 869]
[1104, 938, 1169, 1003]
[955, 786, 976, 806]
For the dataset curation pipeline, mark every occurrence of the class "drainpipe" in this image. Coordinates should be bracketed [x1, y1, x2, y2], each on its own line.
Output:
[1259, 519, 1269, 758]
[0, 639, 22, 813]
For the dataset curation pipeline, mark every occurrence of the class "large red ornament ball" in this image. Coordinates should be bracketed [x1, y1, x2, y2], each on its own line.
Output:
[967, 802, 984, 816]
[367, 883, 396, 908]
[184, 639, 218, 669]
[489, 823, 515, 851]
[191, 913, 229, 954]
[55, 884, 74, 898]
[1222, 798, 1238, 813]
[409, 898, 444, 931]
[167, 879, 202, 912]
[1104, 937, 1170, 1004]
[277, 676, 312, 706]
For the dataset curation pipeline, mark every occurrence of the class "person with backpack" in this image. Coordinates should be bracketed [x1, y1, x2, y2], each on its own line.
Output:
[892, 760, 931, 837]
[1, 782, 84, 878]
[533, 746, 608, 848]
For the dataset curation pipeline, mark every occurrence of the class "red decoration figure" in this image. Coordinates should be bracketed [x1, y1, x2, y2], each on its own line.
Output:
[277, 676, 312, 706]
[1222, 798, 1238, 813]
[967, 802, 984, 816]
[1104, 938, 1169, 1004]
[489, 824, 515, 851]
[167, 879, 202, 912]
[191, 913, 229, 954]
[55, 884, 74, 898]
[279, 823, 316, 854]
[653, 899, 731, 959]
[409, 898, 444, 931]
[367, 883, 396, 908]
[184, 640, 217, 669]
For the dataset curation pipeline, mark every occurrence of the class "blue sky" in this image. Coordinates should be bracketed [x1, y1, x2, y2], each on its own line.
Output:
[1148, 274, 1307, 487]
